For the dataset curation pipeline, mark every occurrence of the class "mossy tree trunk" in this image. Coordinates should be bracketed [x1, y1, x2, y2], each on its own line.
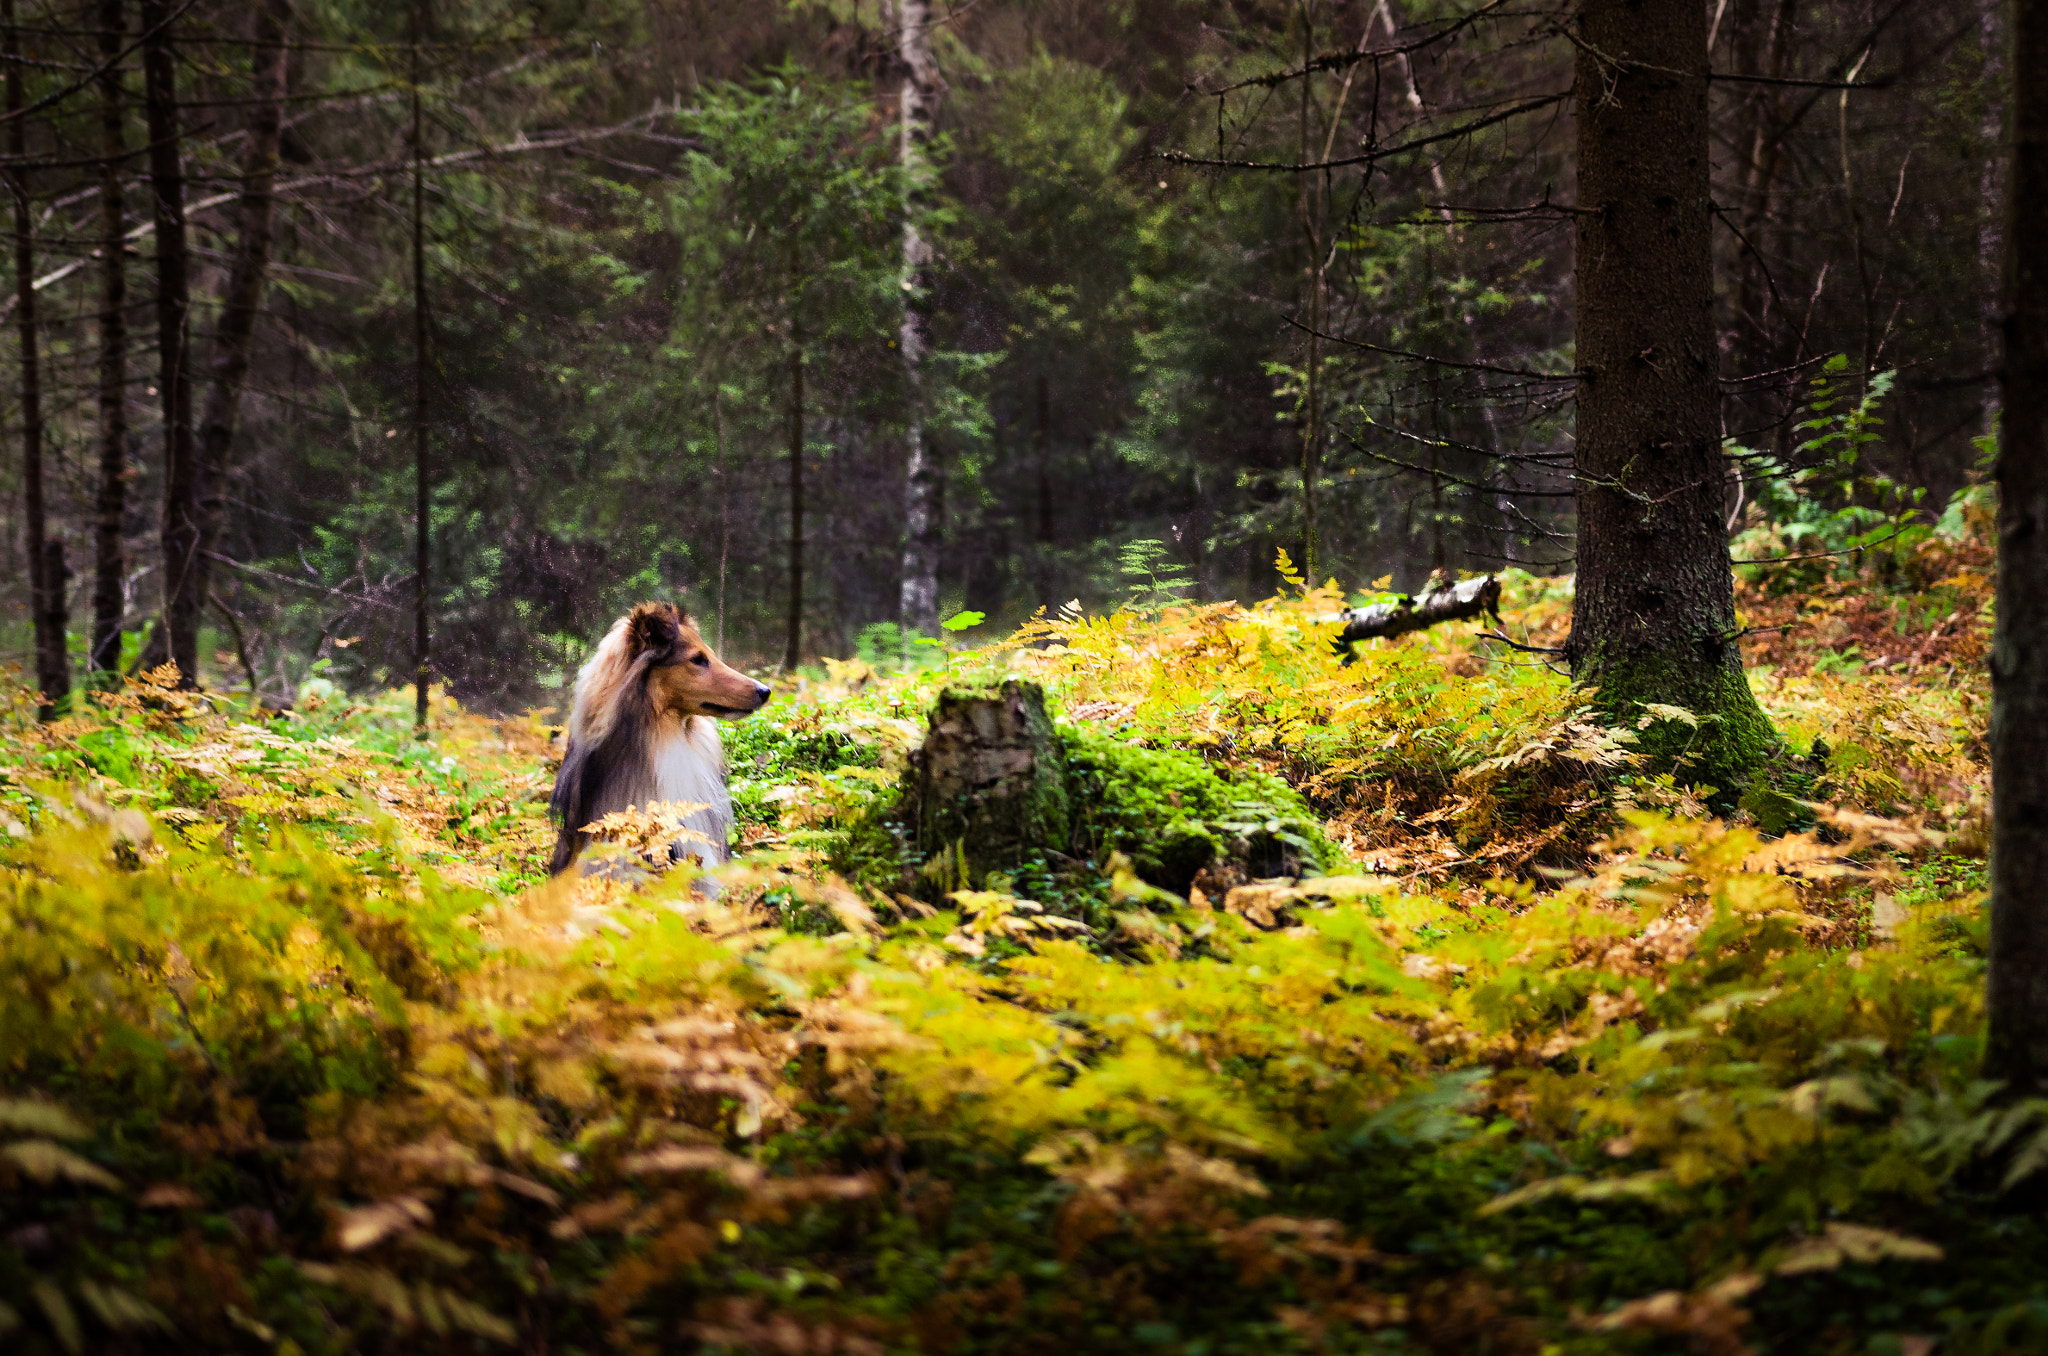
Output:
[913, 680, 1069, 891]
[1563, 0, 1776, 793]
[1987, 0, 2048, 1096]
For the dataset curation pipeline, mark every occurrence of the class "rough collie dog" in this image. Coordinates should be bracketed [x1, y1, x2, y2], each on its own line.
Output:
[549, 602, 771, 875]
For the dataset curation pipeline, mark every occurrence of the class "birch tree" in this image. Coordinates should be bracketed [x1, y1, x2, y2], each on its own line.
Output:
[892, 0, 941, 638]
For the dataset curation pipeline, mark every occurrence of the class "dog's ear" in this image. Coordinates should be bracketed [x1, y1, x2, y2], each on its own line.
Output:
[626, 603, 681, 658]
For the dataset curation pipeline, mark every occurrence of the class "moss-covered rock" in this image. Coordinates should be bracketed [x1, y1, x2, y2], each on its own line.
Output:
[1060, 725, 1333, 893]
[892, 684, 1334, 900]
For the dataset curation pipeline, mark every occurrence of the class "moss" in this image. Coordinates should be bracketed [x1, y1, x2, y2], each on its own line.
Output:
[1581, 647, 1779, 803]
[1738, 783, 1809, 836]
[915, 681, 1072, 890]
[867, 692, 1338, 902]
[1061, 726, 1334, 892]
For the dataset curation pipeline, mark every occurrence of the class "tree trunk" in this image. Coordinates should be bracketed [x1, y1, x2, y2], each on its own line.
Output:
[141, 0, 195, 684]
[1564, 0, 1776, 795]
[189, 0, 291, 665]
[1986, 0, 2048, 1095]
[411, 11, 429, 732]
[894, 0, 941, 638]
[1034, 372, 1053, 544]
[1296, 7, 1322, 580]
[713, 386, 728, 653]
[90, 0, 128, 679]
[1033, 371, 1055, 609]
[784, 308, 805, 672]
[1980, 0, 2007, 438]
[6, 0, 65, 717]
[913, 679, 1070, 893]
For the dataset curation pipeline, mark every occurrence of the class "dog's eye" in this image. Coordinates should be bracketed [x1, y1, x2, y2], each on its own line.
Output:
[691, 653, 711, 668]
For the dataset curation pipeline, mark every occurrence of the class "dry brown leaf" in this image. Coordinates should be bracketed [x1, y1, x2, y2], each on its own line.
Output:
[336, 1195, 432, 1251]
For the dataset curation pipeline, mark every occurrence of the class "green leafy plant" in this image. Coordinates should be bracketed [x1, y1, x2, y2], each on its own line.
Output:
[0, 555, 2012, 1355]
[1117, 537, 1195, 613]
[1733, 358, 1926, 593]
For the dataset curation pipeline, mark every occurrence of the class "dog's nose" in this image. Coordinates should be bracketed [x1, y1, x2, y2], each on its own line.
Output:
[752, 682, 772, 707]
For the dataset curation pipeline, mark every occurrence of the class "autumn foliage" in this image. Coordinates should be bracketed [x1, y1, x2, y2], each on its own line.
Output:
[0, 535, 2034, 1355]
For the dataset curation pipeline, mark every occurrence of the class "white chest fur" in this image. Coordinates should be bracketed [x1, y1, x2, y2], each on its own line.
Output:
[650, 716, 733, 865]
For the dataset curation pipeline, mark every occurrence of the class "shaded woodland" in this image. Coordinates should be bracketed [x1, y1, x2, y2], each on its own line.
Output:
[7, 2, 2048, 1353]
[0, 0, 2014, 710]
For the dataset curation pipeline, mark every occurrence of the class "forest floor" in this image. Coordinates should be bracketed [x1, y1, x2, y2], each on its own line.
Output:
[0, 517, 2036, 1356]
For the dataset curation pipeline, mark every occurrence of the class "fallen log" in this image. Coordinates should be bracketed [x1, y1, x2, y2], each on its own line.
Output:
[1335, 574, 1501, 645]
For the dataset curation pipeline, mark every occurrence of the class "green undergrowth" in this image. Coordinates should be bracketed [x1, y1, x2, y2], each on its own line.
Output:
[0, 573, 2025, 1356]
[1061, 723, 1335, 893]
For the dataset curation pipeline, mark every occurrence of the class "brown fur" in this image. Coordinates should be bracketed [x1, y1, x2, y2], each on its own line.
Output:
[549, 602, 771, 875]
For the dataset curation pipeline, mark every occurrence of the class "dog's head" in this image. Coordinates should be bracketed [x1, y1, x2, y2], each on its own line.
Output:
[626, 602, 772, 720]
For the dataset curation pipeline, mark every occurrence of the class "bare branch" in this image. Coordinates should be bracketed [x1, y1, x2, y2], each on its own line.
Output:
[1285, 315, 1580, 381]
[1161, 92, 1569, 175]
[1196, 0, 1511, 96]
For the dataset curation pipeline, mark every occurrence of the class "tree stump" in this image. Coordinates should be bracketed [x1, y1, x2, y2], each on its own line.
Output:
[913, 679, 1069, 891]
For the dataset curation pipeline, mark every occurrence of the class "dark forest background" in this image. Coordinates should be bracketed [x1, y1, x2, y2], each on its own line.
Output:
[0, 0, 2008, 710]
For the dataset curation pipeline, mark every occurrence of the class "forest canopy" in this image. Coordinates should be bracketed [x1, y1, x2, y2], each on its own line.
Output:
[0, 0, 2007, 704]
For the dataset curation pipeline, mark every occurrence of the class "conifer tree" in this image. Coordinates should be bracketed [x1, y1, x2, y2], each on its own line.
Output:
[90, 0, 128, 679]
[191, 0, 293, 668]
[6, 0, 64, 716]
[141, 0, 195, 683]
[1988, 0, 2048, 1094]
[1562, 0, 1777, 792]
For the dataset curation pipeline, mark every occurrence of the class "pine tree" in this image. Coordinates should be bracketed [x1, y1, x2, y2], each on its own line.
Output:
[1987, 0, 2048, 1094]
[1561, 0, 1777, 793]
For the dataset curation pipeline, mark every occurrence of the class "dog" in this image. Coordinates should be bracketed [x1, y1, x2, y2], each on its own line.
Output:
[548, 602, 771, 875]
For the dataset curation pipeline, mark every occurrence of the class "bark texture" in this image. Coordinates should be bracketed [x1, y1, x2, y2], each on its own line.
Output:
[411, 22, 429, 730]
[1565, 0, 1775, 793]
[1297, 10, 1323, 578]
[914, 680, 1070, 892]
[893, 0, 941, 637]
[90, 0, 128, 677]
[1980, 0, 2007, 436]
[784, 310, 805, 672]
[1987, 0, 2048, 1095]
[141, 0, 195, 683]
[1337, 575, 1500, 645]
[190, 0, 291, 668]
[6, 0, 66, 716]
